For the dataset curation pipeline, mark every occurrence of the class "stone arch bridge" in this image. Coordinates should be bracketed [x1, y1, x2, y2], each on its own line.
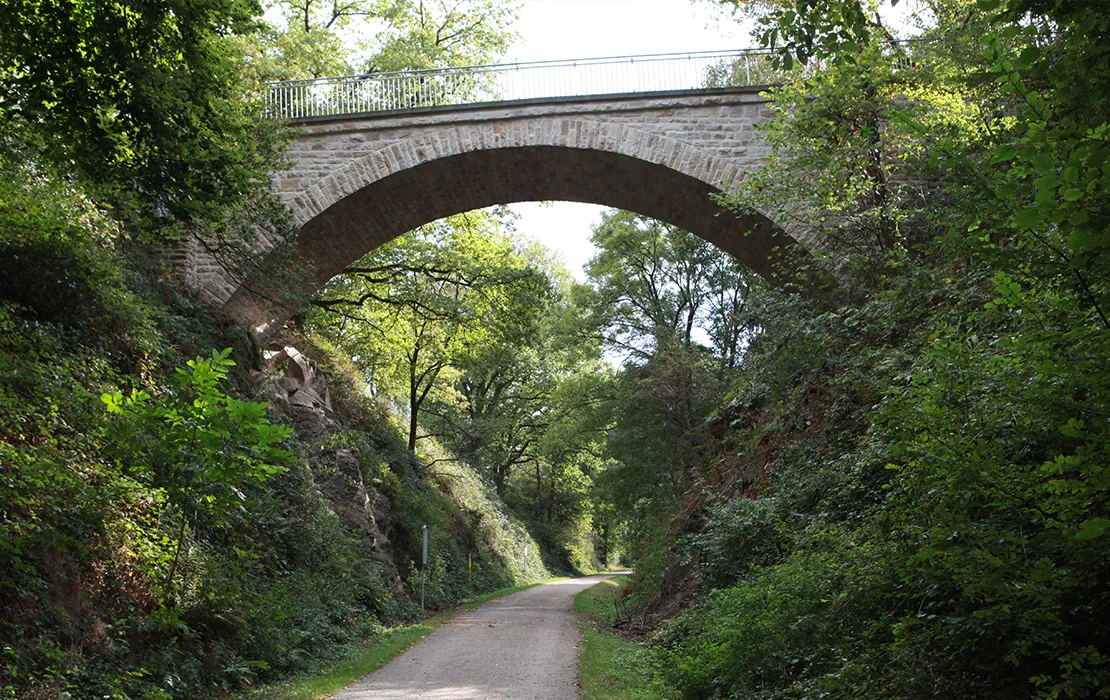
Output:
[190, 50, 806, 335]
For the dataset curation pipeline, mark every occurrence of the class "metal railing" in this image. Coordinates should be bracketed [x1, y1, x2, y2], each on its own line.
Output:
[265, 49, 780, 121]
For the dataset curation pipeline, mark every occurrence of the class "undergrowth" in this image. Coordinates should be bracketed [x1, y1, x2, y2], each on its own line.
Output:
[0, 157, 550, 698]
[575, 576, 674, 700]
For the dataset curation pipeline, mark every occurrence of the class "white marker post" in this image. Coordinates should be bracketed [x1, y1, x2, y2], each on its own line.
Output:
[421, 524, 428, 611]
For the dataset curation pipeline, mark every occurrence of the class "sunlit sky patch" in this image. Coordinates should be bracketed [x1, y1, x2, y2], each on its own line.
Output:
[507, 0, 752, 281]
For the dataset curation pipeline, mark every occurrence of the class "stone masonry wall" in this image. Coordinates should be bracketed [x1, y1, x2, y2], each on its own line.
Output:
[195, 88, 781, 328]
[273, 88, 772, 226]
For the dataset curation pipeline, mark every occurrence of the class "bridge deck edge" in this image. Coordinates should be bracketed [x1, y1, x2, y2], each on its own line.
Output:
[283, 85, 774, 126]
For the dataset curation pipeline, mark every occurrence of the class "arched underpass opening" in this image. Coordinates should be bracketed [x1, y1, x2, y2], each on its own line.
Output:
[222, 144, 810, 336]
[294, 194, 767, 578]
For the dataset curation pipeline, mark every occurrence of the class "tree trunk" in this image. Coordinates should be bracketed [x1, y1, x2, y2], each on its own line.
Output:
[494, 467, 506, 498]
[409, 348, 420, 451]
[534, 462, 543, 519]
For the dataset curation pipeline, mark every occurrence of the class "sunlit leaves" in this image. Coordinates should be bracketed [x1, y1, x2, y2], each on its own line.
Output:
[750, 0, 872, 69]
[583, 210, 758, 366]
[308, 211, 554, 452]
[257, 0, 519, 81]
[0, 0, 276, 233]
[101, 348, 294, 598]
[366, 0, 519, 72]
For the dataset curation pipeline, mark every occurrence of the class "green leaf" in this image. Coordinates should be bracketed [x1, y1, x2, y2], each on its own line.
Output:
[1031, 152, 1056, 173]
[1015, 45, 1041, 69]
[1066, 229, 1091, 251]
[1035, 173, 1059, 193]
[992, 144, 1017, 163]
[1059, 418, 1085, 438]
[101, 392, 123, 414]
[1013, 208, 1043, 229]
[1075, 518, 1110, 541]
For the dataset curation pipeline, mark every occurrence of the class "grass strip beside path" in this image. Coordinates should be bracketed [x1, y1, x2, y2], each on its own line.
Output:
[575, 575, 675, 700]
[244, 578, 567, 700]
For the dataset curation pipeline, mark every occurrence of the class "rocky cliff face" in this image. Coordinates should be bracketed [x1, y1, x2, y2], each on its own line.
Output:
[259, 337, 550, 609]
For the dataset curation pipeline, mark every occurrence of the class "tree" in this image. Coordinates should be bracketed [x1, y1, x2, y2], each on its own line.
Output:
[280, 0, 383, 32]
[254, 0, 518, 84]
[521, 365, 617, 569]
[448, 342, 550, 497]
[582, 210, 759, 367]
[717, 42, 949, 288]
[436, 246, 582, 496]
[710, 0, 895, 71]
[237, 19, 353, 82]
[237, 0, 374, 82]
[603, 340, 722, 508]
[365, 0, 519, 72]
[0, 0, 281, 233]
[305, 208, 621, 570]
[309, 211, 551, 452]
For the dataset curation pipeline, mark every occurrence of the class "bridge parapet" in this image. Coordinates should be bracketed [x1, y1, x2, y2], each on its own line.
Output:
[265, 49, 780, 121]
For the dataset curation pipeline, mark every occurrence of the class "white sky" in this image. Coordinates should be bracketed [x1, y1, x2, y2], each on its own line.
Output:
[508, 0, 749, 63]
[505, 0, 754, 280]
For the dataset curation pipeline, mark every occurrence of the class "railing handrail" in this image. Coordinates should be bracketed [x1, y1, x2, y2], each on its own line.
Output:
[261, 44, 927, 120]
[263, 48, 773, 88]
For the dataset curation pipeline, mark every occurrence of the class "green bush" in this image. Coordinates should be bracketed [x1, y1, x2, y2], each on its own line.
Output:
[656, 535, 889, 699]
[101, 349, 294, 602]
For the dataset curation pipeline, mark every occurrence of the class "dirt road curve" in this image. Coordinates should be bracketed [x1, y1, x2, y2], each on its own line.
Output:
[329, 574, 619, 700]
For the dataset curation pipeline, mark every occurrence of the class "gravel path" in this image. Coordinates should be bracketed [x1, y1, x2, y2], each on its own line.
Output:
[329, 574, 619, 700]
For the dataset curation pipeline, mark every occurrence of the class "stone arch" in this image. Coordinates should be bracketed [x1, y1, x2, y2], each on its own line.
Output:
[221, 118, 805, 335]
